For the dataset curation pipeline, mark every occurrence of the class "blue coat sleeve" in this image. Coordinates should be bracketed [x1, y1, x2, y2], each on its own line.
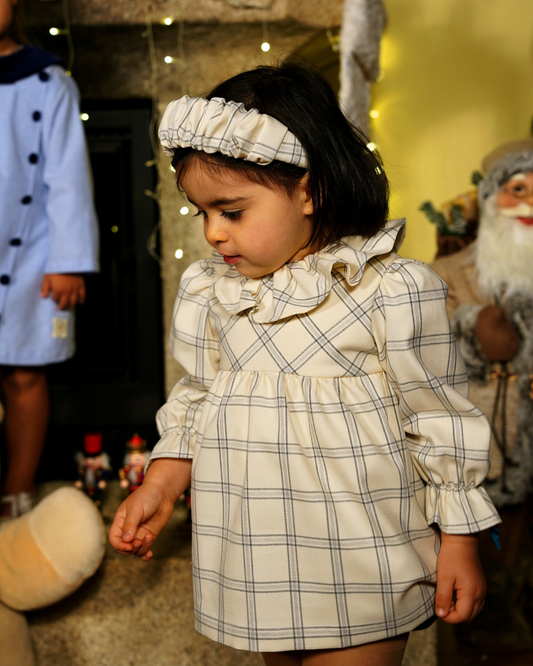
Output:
[42, 68, 99, 274]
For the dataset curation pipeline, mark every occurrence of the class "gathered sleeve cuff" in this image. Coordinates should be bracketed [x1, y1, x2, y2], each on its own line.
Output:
[371, 259, 500, 534]
[149, 260, 219, 465]
[424, 481, 500, 534]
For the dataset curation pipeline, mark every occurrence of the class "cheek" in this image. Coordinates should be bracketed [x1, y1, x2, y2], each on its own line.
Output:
[497, 190, 520, 208]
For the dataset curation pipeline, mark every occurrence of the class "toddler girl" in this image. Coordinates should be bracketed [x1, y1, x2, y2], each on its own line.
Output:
[110, 60, 500, 666]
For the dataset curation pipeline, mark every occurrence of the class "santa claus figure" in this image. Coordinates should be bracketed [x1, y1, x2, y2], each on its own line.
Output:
[432, 140, 533, 508]
[432, 140, 533, 652]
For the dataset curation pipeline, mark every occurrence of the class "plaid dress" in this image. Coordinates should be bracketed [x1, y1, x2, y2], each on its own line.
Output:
[152, 218, 500, 652]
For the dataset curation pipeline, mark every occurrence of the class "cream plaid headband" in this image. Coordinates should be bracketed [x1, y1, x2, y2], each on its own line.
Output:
[158, 95, 308, 169]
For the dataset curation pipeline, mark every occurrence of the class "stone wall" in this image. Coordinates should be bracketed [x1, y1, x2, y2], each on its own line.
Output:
[27, 0, 342, 28]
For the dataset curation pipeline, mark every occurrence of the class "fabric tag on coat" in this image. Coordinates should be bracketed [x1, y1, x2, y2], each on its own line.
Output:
[52, 317, 68, 339]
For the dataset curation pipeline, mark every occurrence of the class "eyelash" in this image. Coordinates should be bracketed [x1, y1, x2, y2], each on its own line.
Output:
[193, 209, 242, 221]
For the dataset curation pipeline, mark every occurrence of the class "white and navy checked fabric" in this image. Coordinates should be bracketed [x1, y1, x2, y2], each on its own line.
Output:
[152, 220, 500, 652]
[158, 96, 308, 168]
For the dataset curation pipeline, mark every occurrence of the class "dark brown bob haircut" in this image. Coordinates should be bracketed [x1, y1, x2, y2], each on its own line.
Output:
[171, 58, 389, 249]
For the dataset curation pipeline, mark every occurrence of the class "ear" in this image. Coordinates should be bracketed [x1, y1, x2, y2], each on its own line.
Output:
[298, 173, 314, 216]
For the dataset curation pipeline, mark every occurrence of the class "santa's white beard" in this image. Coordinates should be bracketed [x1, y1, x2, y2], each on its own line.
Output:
[475, 194, 533, 301]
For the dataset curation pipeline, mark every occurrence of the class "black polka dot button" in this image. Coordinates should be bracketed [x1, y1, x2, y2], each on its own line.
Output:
[9, 238, 22, 246]
[0, 275, 11, 285]
[33, 111, 42, 122]
[29, 153, 39, 164]
[38, 71, 50, 82]
[21, 195, 32, 205]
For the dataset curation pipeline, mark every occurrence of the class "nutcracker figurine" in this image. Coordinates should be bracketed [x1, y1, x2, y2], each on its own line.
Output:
[118, 433, 151, 494]
[74, 433, 111, 507]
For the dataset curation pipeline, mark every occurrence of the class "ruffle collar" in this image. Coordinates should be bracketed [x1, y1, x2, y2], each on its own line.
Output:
[209, 218, 406, 323]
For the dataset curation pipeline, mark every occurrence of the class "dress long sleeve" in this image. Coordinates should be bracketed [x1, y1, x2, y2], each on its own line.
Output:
[371, 259, 500, 534]
[151, 261, 220, 461]
[42, 69, 99, 274]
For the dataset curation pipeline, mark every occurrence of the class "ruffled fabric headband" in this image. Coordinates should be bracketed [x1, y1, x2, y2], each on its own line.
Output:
[158, 95, 308, 169]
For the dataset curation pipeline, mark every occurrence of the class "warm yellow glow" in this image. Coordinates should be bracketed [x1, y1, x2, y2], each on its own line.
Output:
[261, 42, 271, 52]
[169, 165, 176, 173]
[179, 206, 190, 215]
[111, 226, 119, 233]
[164, 17, 173, 25]
[369, 110, 380, 119]
[49, 27, 60, 36]
[175, 249, 184, 259]
[164, 56, 174, 64]
[373, 0, 533, 263]
[80, 113, 89, 121]
[367, 142, 377, 152]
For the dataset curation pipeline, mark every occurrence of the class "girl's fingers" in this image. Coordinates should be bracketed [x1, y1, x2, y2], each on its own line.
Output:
[435, 577, 454, 619]
[109, 511, 133, 552]
[41, 275, 51, 298]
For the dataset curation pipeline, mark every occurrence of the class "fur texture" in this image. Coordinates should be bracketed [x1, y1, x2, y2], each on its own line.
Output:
[478, 150, 533, 202]
[339, 0, 387, 137]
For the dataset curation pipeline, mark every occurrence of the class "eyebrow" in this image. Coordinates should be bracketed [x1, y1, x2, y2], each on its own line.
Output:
[188, 196, 251, 208]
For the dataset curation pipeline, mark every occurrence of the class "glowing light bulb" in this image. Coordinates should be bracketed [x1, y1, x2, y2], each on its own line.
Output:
[261, 42, 271, 52]
[175, 249, 184, 259]
[164, 56, 174, 64]
[164, 17, 173, 25]
[80, 113, 89, 121]
[49, 27, 60, 36]
[369, 110, 379, 119]
[111, 225, 119, 233]
[367, 142, 377, 152]
[180, 206, 189, 215]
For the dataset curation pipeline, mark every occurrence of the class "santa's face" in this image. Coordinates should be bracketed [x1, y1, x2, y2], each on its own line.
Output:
[497, 171, 533, 226]
[475, 178, 533, 299]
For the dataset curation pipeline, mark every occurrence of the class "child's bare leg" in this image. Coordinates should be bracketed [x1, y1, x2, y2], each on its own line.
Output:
[263, 651, 302, 666]
[1, 366, 49, 500]
[302, 634, 408, 666]
[263, 635, 408, 666]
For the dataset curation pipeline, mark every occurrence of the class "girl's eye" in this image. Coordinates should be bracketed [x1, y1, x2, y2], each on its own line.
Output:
[512, 184, 526, 194]
[193, 209, 206, 218]
[221, 210, 242, 221]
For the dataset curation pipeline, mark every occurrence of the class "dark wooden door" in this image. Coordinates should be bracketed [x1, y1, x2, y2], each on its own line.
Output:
[41, 101, 164, 481]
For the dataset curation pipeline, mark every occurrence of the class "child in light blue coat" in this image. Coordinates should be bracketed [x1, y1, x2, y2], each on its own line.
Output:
[0, 0, 99, 516]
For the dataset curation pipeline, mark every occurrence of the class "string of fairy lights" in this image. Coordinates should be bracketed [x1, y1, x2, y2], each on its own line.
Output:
[45, 0, 382, 266]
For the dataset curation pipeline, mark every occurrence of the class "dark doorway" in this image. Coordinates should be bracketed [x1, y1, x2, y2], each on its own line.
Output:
[40, 100, 164, 481]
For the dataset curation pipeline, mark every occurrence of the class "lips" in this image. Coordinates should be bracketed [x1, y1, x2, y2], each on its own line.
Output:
[518, 217, 533, 226]
[223, 255, 242, 264]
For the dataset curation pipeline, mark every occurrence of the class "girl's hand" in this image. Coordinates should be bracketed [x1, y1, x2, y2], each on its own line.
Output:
[41, 273, 86, 310]
[109, 481, 175, 561]
[435, 532, 486, 623]
[109, 458, 192, 562]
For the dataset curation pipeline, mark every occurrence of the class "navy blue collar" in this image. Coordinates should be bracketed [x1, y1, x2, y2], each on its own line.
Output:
[0, 45, 63, 84]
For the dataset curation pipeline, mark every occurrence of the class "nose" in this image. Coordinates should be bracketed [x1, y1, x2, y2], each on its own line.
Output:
[204, 218, 229, 246]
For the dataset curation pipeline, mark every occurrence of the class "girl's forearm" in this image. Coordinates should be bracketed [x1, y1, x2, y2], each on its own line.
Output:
[440, 532, 479, 548]
[144, 457, 192, 505]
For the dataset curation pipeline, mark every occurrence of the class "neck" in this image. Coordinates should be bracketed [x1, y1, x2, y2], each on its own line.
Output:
[0, 34, 19, 56]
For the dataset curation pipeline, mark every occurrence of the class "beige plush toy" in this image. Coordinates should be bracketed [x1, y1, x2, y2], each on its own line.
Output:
[0, 486, 106, 666]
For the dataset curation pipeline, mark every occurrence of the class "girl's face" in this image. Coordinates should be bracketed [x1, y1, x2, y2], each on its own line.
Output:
[180, 161, 317, 279]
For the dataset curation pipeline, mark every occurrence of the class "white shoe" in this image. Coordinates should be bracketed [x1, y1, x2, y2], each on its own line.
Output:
[0, 492, 34, 518]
